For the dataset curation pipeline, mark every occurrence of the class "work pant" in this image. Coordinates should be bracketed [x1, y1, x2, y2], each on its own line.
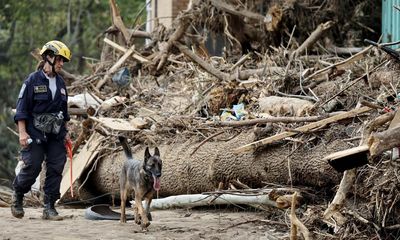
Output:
[13, 138, 66, 201]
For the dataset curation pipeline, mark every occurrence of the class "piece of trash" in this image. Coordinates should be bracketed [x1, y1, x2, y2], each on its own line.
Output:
[221, 111, 237, 121]
[233, 103, 246, 120]
[112, 67, 131, 87]
[68, 93, 102, 109]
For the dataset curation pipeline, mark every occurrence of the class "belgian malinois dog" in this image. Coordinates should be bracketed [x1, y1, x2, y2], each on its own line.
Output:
[118, 136, 162, 229]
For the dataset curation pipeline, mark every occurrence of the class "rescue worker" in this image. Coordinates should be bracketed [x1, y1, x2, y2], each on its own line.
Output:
[12, 40, 71, 220]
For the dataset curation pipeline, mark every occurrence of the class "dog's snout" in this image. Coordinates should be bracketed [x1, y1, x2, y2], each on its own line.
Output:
[154, 172, 162, 178]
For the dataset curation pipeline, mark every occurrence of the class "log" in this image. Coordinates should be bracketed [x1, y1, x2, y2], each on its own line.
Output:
[369, 125, 400, 157]
[367, 109, 400, 157]
[89, 130, 347, 198]
[135, 194, 277, 210]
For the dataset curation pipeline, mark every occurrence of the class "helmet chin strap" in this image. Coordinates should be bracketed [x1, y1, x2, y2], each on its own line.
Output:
[44, 55, 56, 75]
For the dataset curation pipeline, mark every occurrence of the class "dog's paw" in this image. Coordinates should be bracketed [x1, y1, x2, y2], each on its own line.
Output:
[135, 218, 141, 225]
[141, 221, 150, 229]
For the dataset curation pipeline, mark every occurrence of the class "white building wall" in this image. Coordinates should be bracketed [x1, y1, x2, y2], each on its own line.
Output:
[148, 0, 173, 31]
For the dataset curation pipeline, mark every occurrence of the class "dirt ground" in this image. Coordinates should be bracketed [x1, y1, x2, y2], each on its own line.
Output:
[0, 206, 288, 240]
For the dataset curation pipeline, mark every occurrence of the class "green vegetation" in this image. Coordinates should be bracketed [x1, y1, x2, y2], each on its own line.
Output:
[0, 0, 145, 184]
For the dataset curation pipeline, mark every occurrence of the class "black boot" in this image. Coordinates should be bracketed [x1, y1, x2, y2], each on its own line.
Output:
[42, 196, 63, 221]
[11, 192, 24, 218]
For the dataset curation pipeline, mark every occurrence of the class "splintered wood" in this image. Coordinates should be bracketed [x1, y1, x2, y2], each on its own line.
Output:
[60, 133, 104, 200]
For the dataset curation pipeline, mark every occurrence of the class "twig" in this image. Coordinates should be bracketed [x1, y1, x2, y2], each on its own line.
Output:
[204, 115, 329, 127]
[154, 14, 190, 71]
[290, 192, 310, 240]
[347, 209, 380, 230]
[291, 21, 334, 59]
[229, 53, 251, 71]
[221, 219, 287, 231]
[223, 14, 241, 47]
[234, 106, 372, 153]
[286, 25, 297, 50]
[190, 131, 225, 156]
[304, 45, 373, 81]
[386, 224, 400, 230]
[275, 90, 317, 102]
[230, 179, 251, 189]
[323, 169, 356, 227]
[7, 127, 18, 137]
[319, 60, 388, 108]
[360, 100, 382, 110]
[210, 0, 266, 21]
[174, 41, 229, 81]
[380, 40, 400, 47]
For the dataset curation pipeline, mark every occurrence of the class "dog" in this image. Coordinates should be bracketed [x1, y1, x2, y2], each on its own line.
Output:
[118, 136, 162, 229]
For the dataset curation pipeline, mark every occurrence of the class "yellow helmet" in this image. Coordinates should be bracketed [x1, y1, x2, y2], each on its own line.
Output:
[40, 40, 71, 62]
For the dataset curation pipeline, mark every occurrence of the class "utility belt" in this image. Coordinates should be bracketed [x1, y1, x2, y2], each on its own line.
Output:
[33, 111, 64, 134]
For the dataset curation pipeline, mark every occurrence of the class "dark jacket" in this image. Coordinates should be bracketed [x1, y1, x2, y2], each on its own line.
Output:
[14, 70, 70, 141]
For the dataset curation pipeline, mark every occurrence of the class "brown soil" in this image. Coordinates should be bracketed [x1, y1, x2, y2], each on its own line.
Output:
[0, 206, 288, 240]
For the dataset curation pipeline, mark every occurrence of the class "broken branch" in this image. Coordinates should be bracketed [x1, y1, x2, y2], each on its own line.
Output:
[292, 21, 334, 58]
[234, 106, 373, 153]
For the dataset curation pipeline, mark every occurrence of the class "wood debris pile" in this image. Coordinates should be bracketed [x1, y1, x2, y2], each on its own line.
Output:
[29, 0, 400, 239]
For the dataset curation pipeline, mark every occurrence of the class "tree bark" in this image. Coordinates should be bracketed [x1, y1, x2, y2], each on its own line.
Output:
[369, 126, 400, 157]
[87, 130, 346, 199]
[141, 194, 277, 210]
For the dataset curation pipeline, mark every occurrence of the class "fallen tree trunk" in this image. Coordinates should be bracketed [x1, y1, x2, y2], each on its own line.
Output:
[136, 193, 277, 210]
[88, 129, 348, 198]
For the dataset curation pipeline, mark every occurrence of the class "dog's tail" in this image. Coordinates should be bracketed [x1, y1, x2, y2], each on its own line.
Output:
[118, 136, 133, 160]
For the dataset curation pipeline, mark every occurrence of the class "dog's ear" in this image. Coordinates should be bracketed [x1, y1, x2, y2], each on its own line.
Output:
[144, 147, 151, 161]
[154, 147, 160, 157]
